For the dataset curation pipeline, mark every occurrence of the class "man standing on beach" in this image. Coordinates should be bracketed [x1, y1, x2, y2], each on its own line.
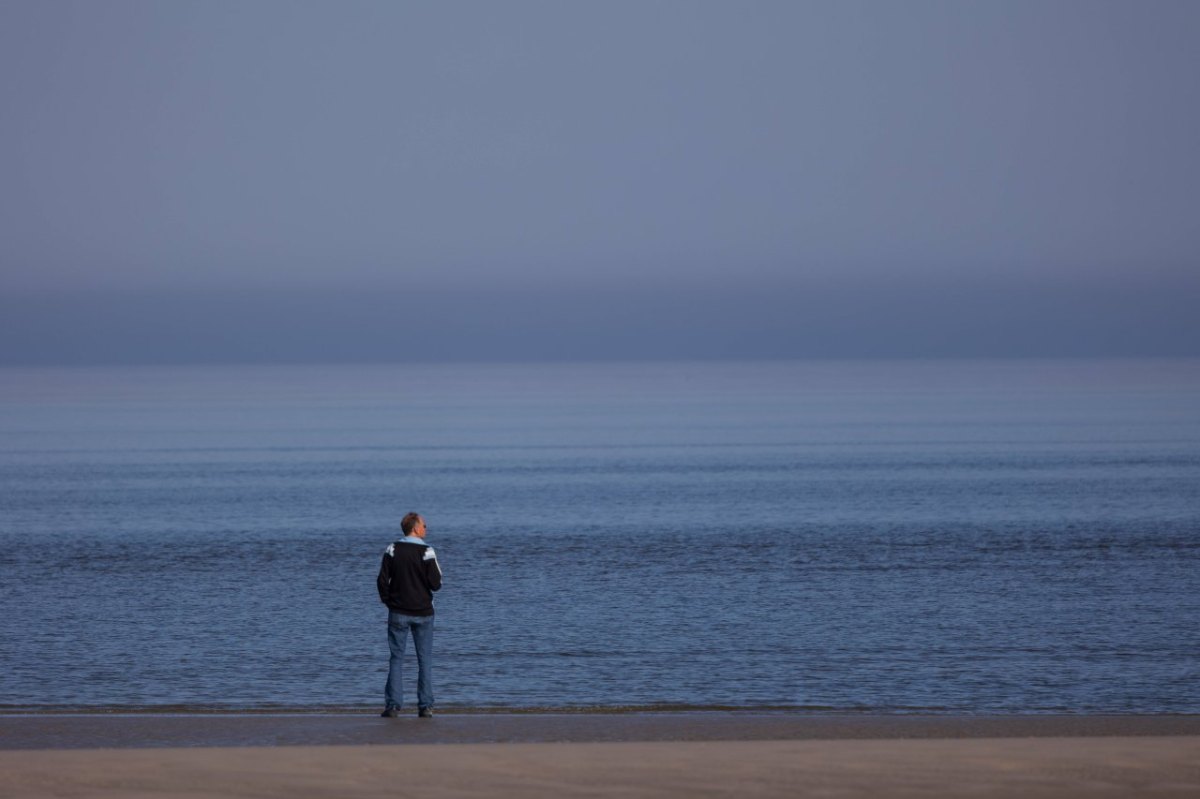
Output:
[377, 512, 442, 718]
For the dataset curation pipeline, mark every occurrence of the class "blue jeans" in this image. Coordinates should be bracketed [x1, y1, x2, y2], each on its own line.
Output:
[385, 612, 434, 710]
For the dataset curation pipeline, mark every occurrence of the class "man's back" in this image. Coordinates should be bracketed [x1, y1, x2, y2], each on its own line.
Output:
[377, 537, 442, 616]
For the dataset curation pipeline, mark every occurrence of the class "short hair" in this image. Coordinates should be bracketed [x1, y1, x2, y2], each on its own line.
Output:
[401, 512, 423, 535]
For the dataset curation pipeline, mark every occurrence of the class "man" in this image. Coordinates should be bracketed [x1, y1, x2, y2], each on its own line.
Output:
[376, 511, 442, 718]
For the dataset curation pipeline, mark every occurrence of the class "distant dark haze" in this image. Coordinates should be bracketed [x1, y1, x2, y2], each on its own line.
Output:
[2, 1, 1198, 363]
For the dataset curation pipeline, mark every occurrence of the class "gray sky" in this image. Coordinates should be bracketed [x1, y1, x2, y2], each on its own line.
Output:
[2, 1, 1198, 363]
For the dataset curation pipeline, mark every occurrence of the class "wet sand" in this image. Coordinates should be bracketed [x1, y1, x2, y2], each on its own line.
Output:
[2, 714, 1198, 798]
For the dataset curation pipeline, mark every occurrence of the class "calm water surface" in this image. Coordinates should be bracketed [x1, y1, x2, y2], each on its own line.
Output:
[1, 359, 1198, 712]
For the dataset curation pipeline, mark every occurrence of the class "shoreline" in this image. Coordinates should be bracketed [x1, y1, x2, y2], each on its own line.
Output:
[7, 703, 1200, 715]
[4, 712, 1199, 751]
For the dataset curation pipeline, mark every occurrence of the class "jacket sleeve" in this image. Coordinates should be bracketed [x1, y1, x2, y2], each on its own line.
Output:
[424, 546, 443, 592]
[376, 550, 391, 604]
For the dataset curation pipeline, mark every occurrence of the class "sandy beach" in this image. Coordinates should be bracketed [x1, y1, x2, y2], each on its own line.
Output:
[2, 714, 1198, 798]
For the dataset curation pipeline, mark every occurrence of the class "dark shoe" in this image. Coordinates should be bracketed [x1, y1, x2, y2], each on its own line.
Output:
[418, 707, 434, 719]
[380, 707, 401, 718]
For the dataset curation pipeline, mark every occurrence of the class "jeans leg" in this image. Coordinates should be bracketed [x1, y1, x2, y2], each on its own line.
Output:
[411, 615, 435, 709]
[385, 613, 408, 709]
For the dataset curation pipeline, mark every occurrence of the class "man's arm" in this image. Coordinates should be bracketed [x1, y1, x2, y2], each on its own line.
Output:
[376, 547, 392, 604]
[423, 546, 442, 592]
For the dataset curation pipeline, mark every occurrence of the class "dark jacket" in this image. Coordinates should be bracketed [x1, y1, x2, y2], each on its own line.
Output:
[377, 537, 443, 616]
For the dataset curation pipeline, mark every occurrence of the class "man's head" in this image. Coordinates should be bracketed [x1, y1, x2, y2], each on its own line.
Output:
[401, 512, 426, 538]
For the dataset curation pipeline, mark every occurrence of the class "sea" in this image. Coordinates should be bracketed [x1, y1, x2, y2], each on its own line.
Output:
[1, 359, 1198, 713]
